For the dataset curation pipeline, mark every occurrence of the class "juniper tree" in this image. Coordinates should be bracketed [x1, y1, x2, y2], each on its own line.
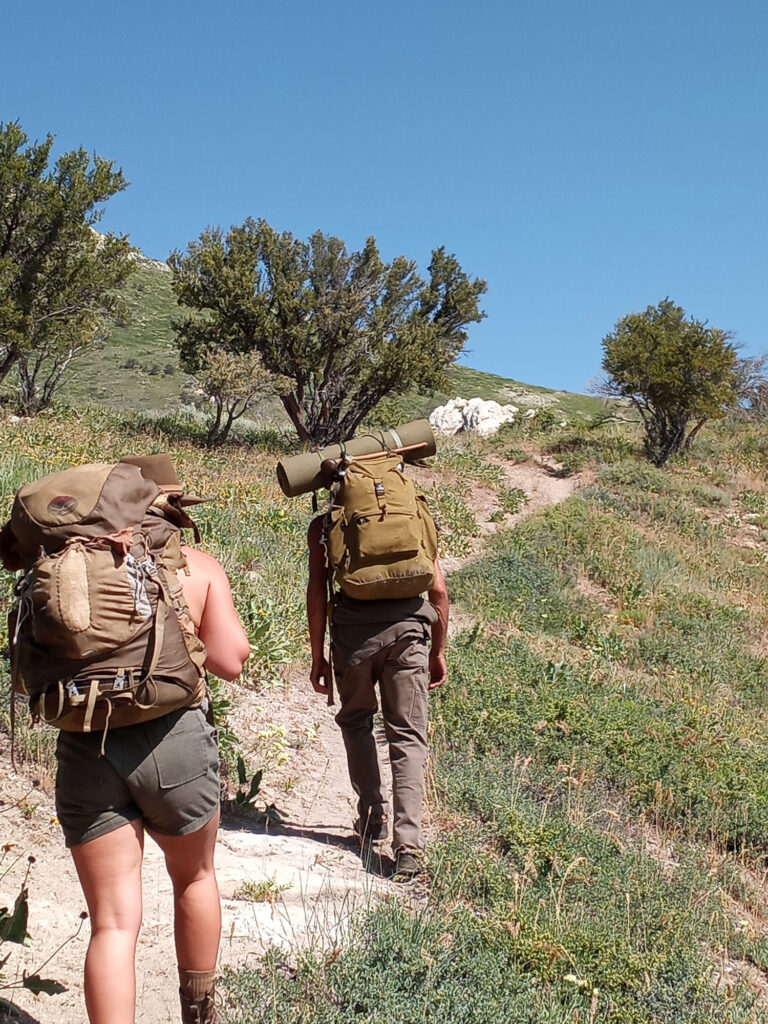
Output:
[0, 121, 134, 414]
[168, 218, 486, 446]
[599, 299, 739, 466]
[193, 349, 282, 446]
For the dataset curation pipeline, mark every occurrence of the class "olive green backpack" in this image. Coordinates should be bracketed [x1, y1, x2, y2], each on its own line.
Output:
[324, 452, 438, 600]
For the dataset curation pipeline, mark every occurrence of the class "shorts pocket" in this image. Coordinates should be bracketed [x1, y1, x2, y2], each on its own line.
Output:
[149, 708, 208, 789]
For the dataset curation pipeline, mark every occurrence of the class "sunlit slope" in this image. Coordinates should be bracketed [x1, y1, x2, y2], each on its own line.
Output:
[58, 261, 182, 411]
[2, 405, 768, 1019]
[57, 257, 603, 420]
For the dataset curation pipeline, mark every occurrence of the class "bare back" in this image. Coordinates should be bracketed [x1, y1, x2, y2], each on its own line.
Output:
[178, 545, 250, 681]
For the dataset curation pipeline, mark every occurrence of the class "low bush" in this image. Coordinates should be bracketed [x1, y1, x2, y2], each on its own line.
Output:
[221, 810, 761, 1023]
[426, 484, 479, 557]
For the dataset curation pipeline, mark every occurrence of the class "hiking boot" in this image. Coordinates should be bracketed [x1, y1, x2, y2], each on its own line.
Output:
[353, 813, 388, 842]
[180, 989, 218, 1024]
[393, 847, 422, 880]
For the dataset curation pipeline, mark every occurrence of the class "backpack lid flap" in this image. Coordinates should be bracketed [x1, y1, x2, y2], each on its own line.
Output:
[12, 463, 161, 552]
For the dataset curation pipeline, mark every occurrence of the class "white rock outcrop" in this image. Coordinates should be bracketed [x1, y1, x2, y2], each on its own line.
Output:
[429, 397, 520, 437]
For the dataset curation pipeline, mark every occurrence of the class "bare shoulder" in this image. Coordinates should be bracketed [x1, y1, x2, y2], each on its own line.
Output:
[181, 545, 228, 578]
[180, 544, 249, 680]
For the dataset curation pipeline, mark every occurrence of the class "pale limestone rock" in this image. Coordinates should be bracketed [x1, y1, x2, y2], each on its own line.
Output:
[429, 397, 519, 437]
[429, 398, 467, 435]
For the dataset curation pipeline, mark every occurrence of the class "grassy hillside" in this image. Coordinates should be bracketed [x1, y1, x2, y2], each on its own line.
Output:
[3, 407, 768, 1021]
[57, 260, 185, 411]
[54, 258, 604, 423]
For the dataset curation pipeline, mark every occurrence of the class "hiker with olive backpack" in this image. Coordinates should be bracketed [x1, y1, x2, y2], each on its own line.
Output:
[1, 454, 250, 1024]
[306, 447, 449, 879]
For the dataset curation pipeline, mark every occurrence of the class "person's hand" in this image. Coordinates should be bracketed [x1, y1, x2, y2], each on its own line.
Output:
[428, 651, 447, 690]
[310, 655, 331, 695]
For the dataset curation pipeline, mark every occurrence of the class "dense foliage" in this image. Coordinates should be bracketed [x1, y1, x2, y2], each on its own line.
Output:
[168, 218, 486, 445]
[600, 298, 739, 465]
[0, 121, 134, 414]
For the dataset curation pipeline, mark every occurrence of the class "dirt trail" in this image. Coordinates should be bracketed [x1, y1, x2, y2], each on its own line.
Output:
[438, 455, 581, 574]
[0, 458, 580, 1024]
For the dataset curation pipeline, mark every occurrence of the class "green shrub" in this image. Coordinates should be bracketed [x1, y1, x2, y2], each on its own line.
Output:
[427, 484, 479, 557]
[436, 623, 768, 848]
[545, 431, 638, 473]
[449, 544, 584, 635]
[497, 486, 527, 516]
[739, 489, 768, 514]
[432, 442, 506, 488]
[220, 810, 761, 1023]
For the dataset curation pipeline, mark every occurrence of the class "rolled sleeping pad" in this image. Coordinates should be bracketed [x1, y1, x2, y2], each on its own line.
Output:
[276, 419, 437, 497]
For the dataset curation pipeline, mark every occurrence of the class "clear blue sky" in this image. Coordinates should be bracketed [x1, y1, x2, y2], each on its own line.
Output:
[3, 0, 766, 393]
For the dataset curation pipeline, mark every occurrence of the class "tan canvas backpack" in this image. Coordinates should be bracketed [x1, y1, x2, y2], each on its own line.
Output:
[4, 460, 207, 744]
[324, 452, 438, 600]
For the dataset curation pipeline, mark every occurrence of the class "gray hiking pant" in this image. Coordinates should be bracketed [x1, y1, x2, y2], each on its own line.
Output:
[334, 631, 430, 852]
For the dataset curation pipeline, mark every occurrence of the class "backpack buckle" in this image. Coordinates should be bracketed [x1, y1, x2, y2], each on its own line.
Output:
[113, 669, 127, 691]
[65, 680, 78, 698]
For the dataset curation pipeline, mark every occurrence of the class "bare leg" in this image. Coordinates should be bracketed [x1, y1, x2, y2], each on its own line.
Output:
[149, 813, 221, 971]
[70, 820, 144, 1024]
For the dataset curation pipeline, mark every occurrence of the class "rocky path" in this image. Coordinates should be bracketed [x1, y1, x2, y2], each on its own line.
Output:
[0, 678, 392, 1024]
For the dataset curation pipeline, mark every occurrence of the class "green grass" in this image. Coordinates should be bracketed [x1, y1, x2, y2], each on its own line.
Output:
[425, 484, 480, 557]
[4, 406, 768, 1020]
[56, 263, 186, 411]
[445, 446, 768, 850]
[438, 624, 768, 848]
[220, 812, 762, 1022]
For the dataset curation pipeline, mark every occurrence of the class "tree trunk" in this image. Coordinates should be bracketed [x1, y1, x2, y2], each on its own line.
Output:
[683, 418, 707, 449]
[16, 359, 38, 416]
[280, 393, 315, 444]
[0, 347, 21, 387]
[206, 400, 224, 446]
[650, 412, 688, 466]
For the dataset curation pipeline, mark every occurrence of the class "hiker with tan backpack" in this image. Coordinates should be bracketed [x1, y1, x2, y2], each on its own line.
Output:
[1, 455, 250, 1024]
[305, 444, 449, 878]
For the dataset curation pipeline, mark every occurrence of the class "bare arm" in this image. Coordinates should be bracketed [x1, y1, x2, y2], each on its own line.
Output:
[427, 560, 449, 690]
[180, 546, 250, 681]
[306, 517, 331, 696]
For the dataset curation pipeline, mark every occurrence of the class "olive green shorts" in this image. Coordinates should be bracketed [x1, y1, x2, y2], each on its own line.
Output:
[55, 707, 219, 848]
